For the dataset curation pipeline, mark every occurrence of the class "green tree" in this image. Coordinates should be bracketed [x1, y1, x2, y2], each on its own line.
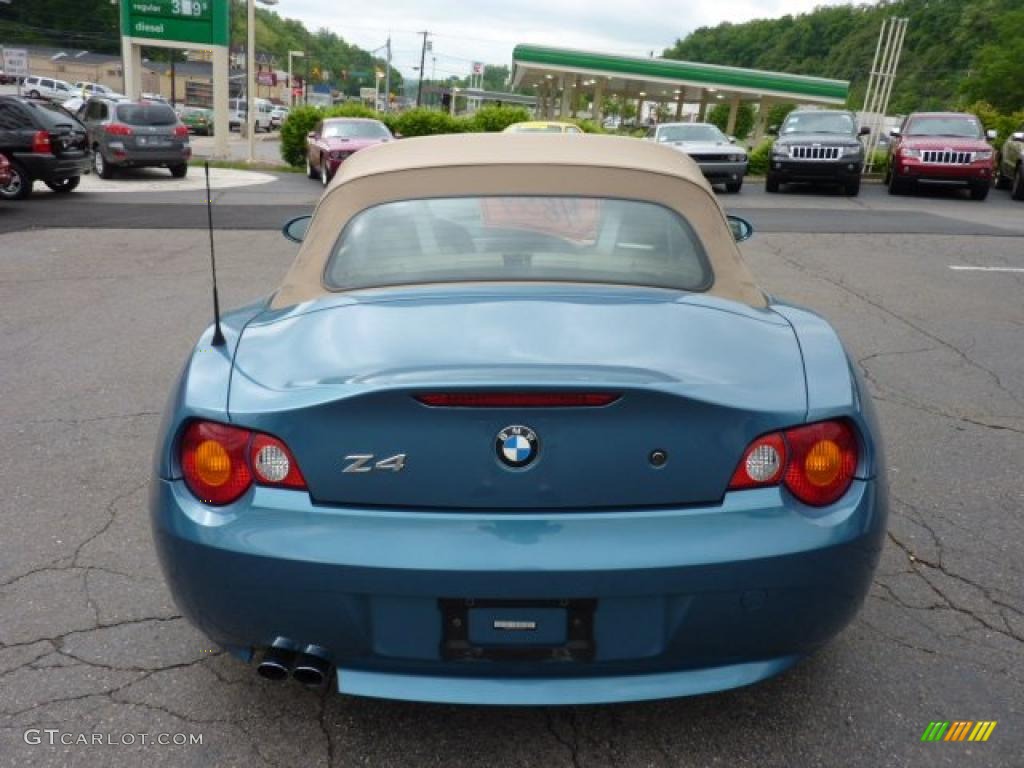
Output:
[960, 10, 1024, 113]
[707, 103, 755, 140]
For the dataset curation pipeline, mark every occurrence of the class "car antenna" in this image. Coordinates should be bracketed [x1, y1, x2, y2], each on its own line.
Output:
[204, 161, 226, 346]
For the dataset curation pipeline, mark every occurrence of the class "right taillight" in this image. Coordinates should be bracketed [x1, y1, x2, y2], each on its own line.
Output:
[180, 420, 307, 506]
[728, 419, 859, 507]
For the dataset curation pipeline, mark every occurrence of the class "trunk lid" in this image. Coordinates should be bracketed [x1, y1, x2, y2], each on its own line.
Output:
[230, 287, 807, 509]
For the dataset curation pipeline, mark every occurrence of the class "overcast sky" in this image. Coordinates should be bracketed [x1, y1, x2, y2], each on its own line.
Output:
[267, 0, 869, 80]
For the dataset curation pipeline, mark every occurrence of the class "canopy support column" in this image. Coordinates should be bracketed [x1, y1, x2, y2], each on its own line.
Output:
[726, 94, 741, 136]
[593, 79, 605, 122]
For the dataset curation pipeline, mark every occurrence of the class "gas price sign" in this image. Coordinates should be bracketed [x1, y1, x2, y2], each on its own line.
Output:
[122, 0, 228, 46]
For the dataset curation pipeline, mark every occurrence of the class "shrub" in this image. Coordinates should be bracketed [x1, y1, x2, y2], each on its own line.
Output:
[469, 105, 532, 132]
[279, 105, 324, 167]
[565, 118, 605, 134]
[388, 108, 466, 137]
[746, 139, 774, 176]
[324, 103, 379, 120]
[868, 149, 889, 176]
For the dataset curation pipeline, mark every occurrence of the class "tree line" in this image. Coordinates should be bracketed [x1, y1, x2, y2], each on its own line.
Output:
[664, 0, 1023, 115]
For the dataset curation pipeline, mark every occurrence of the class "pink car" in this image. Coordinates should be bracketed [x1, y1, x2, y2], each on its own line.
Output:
[306, 118, 394, 186]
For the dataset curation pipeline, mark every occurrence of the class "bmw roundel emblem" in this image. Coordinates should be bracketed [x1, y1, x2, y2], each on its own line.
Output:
[496, 425, 540, 468]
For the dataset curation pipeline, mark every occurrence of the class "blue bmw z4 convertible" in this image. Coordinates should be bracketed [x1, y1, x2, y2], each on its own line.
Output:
[151, 133, 887, 705]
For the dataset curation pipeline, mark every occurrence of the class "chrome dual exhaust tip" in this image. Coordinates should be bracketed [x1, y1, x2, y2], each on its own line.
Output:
[256, 644, 296, 681]
[292, 644, 331, 688]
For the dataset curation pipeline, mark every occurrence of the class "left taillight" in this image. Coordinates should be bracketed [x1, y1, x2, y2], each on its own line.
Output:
[174, 124, 189, 138]
[180, 420, 306, 505]
[31, 130, 52, 154]
[728, 419, 859, 507]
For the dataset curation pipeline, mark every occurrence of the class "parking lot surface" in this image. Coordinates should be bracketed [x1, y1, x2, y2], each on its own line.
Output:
[0, 172, 1021, 767]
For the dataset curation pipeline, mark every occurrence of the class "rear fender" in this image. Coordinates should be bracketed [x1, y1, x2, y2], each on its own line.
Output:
[153, 298, 269, 480]
[771, 302, 882, 479]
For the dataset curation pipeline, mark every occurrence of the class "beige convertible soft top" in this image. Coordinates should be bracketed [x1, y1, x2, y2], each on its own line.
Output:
[272, 132, 765, 308]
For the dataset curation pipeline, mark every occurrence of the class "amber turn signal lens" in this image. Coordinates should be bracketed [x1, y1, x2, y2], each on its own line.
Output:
[804, 439, 843, 487]
[194, 439, 232, 487]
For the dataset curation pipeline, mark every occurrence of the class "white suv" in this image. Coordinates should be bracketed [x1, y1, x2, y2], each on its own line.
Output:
[23, 76, 74, 102]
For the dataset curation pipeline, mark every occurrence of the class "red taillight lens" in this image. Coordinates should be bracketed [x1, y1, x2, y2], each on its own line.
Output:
[728, 420, 859, 507]
[31, 131, 52, 154]
[105, 123, 133, 136]
[250, 434, 306, 489]
[180, 421, 307, 505]
[174, 124, 189, 138]
[415, 392, 620, 408]
[783, 420, 858, 506]
[181, 422, 252, 505]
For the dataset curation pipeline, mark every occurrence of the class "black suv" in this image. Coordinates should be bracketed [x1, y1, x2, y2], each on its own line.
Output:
[766, 109, 869, 196]
[0, 96, 90, 199]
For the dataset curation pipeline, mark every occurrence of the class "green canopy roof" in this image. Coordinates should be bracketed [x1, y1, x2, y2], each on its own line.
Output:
[513, 44, 849, 104]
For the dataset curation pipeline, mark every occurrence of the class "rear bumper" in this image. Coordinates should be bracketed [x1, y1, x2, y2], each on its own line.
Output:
[109, 146, 191, 167]
[151, 476, 887, 704]
[12, 152, 91, 181]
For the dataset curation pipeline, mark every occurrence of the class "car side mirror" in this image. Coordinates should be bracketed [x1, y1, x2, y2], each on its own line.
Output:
[282, 214, 312, 244]
[728, 136, 737, 144]
[858, 125, 870, 136]
[393, 132, 403, 139]
[985, 129, 997, 140]
[1012, 132, 1024, 142]
[889, 129, 901, 138]
[727, 215, 754, 243]
[766, 125, 778, 136]
[307, 131, 317, 139]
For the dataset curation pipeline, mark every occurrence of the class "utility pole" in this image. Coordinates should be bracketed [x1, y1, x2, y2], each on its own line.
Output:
[384, 35, 391, 112]
[416, 31, 429, 107]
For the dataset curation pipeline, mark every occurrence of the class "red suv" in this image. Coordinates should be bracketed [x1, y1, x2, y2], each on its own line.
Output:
[886, 112, 996, 200]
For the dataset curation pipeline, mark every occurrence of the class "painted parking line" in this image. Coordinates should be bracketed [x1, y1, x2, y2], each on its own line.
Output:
[948, 266, 1024, 273]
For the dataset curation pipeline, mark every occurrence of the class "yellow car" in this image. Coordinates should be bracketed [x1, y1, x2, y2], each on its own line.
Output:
[503, 121, 583, 134]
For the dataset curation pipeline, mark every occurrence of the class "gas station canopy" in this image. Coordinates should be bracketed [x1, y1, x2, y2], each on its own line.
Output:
[511, 44, 849, 132]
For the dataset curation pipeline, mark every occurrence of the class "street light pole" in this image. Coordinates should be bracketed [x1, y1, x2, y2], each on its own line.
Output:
[288, 50, 304, 108]
[384, 36, 391, 112]
[248, 0, 278, 164]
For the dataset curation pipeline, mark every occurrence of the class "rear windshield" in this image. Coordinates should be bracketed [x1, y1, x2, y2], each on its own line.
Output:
[510, 124, 564, 133]
[904, 115, 982, 138]
[116, 103, 177, 126]
[324, 196, 712, 293]
[27, 100, 82, 129]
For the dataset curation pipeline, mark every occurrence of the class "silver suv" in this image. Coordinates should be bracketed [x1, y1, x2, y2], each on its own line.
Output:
[79, 97, 191, 179]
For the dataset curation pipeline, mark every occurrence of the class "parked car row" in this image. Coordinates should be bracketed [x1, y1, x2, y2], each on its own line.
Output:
[0, 93, 193, 198]
[760, 108, 1021, 203]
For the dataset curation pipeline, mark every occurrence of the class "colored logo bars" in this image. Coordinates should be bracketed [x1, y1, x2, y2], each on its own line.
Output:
[921, 721, 997, 742]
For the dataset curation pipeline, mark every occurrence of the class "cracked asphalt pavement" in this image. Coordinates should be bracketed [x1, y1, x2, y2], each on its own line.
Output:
[0, 177, 1021, 767]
